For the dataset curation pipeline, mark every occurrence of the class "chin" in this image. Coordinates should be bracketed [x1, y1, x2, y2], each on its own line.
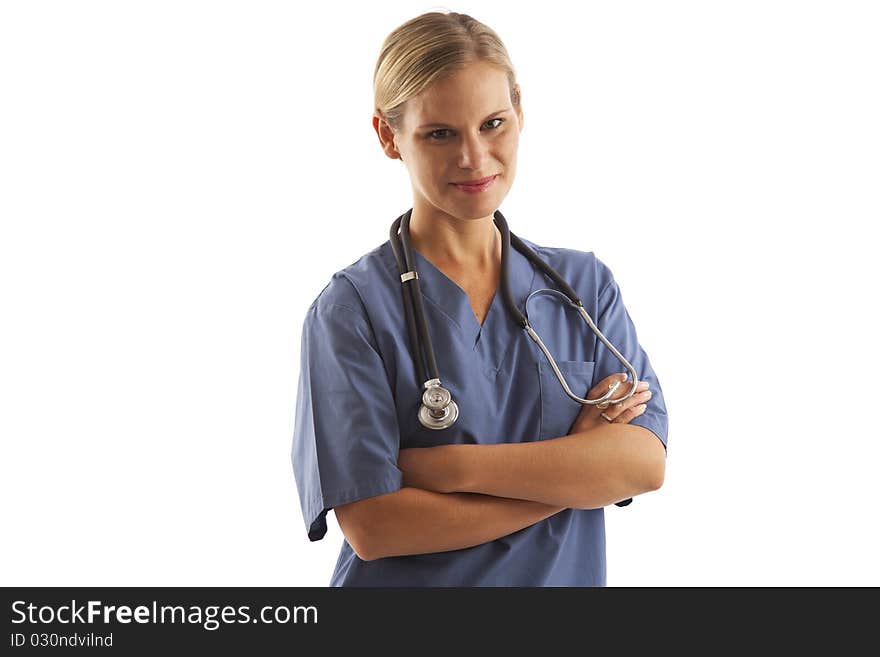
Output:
[448, 186, 506, 207]
[452, 200, 499, 219]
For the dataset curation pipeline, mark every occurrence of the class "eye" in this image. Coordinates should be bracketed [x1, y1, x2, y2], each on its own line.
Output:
[426, 118, 506, 141]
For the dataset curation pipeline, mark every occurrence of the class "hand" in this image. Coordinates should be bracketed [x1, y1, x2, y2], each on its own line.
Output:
[396, 445, 460, 493]
[568, 373, 652, 435]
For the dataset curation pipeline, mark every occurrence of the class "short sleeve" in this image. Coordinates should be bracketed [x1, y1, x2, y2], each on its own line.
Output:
[591, 266, 669, 450]
[291, 295, 403, 542]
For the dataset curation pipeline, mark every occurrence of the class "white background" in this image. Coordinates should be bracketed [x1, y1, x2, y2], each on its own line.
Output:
[2, 1, 878, 586]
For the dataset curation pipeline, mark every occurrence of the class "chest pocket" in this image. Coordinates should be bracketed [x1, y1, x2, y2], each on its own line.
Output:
[538, 359, 595, 440]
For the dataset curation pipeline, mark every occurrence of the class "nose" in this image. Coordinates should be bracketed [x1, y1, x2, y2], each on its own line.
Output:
[457, 131, 489, 170]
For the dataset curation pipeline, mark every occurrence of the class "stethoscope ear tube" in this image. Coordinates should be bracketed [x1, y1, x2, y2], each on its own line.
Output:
[399, 211, 440, 382]
[390, 213, 428, 385]
[497, 210, 582, 307]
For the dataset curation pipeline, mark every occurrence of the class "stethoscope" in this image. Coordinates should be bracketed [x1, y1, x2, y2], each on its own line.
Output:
[390, 208, 639, 507]
[389, 207, 640, 428]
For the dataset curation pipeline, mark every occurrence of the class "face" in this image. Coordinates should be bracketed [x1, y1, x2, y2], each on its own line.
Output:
[374, 60, 524, 223]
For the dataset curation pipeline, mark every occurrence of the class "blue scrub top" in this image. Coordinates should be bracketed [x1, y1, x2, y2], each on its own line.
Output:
[291, 222, 668, 587]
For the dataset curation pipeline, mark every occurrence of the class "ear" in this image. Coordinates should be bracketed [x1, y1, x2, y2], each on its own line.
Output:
[373, 113, 402, 160]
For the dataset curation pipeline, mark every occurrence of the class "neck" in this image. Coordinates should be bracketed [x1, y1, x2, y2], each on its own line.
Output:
[408, 204, 501, 271]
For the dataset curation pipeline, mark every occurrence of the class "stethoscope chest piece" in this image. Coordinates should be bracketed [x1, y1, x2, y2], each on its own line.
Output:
[418, 379, 459, 430]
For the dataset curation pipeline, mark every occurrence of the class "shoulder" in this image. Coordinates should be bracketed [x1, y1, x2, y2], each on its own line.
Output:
[516, 236, 617, 298]
[305, 241, 396, 322]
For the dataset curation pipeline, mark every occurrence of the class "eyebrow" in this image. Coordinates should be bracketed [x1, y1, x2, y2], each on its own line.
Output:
[417, 109, 510, 130]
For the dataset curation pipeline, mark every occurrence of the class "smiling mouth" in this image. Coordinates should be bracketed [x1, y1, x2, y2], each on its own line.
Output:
[452, 175, 497, 185]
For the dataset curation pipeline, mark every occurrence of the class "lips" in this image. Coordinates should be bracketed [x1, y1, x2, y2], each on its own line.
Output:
[453, 175, 497, 185]
[450, 175, 499, 194]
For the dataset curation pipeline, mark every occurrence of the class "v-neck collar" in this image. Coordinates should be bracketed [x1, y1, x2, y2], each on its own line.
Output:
[382, 231, 538, 374]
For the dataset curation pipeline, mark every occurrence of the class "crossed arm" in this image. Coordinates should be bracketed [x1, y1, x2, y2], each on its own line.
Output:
[397, 423, 666, 509]
[335, 423, 666, 561]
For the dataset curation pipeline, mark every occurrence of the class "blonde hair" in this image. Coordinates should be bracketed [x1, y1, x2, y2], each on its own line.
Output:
[373, 11, 520, 131]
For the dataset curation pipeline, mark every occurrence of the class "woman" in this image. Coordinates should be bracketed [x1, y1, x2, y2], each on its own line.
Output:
[291, 11, 668, 586]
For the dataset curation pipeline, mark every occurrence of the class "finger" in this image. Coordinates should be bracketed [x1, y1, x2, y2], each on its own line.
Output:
[582, 374, 650, 421]
[589, 373, 648, 398]
[604, 390, 652, 422]
[587, 373, 627, 402]
[609, 400, 649, 424]
[591, 372, 627, 392]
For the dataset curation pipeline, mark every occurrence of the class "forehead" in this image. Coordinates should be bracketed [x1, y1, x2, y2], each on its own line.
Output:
[406, 61, 510, 124]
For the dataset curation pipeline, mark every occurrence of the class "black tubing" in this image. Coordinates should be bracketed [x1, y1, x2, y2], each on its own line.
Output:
[504, 220, 582, 306]
[389, 213, 427, 386]
[493, 209, 527, 328]
[399, 209, 440, 381]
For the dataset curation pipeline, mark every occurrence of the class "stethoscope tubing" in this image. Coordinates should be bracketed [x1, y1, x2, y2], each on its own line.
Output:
[494, 210, 638, 407]
[389, 213, 431, 385]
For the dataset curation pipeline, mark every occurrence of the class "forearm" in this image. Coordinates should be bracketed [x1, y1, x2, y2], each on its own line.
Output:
[452, 424, 665, 509]
[358, 486, 565, 562]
